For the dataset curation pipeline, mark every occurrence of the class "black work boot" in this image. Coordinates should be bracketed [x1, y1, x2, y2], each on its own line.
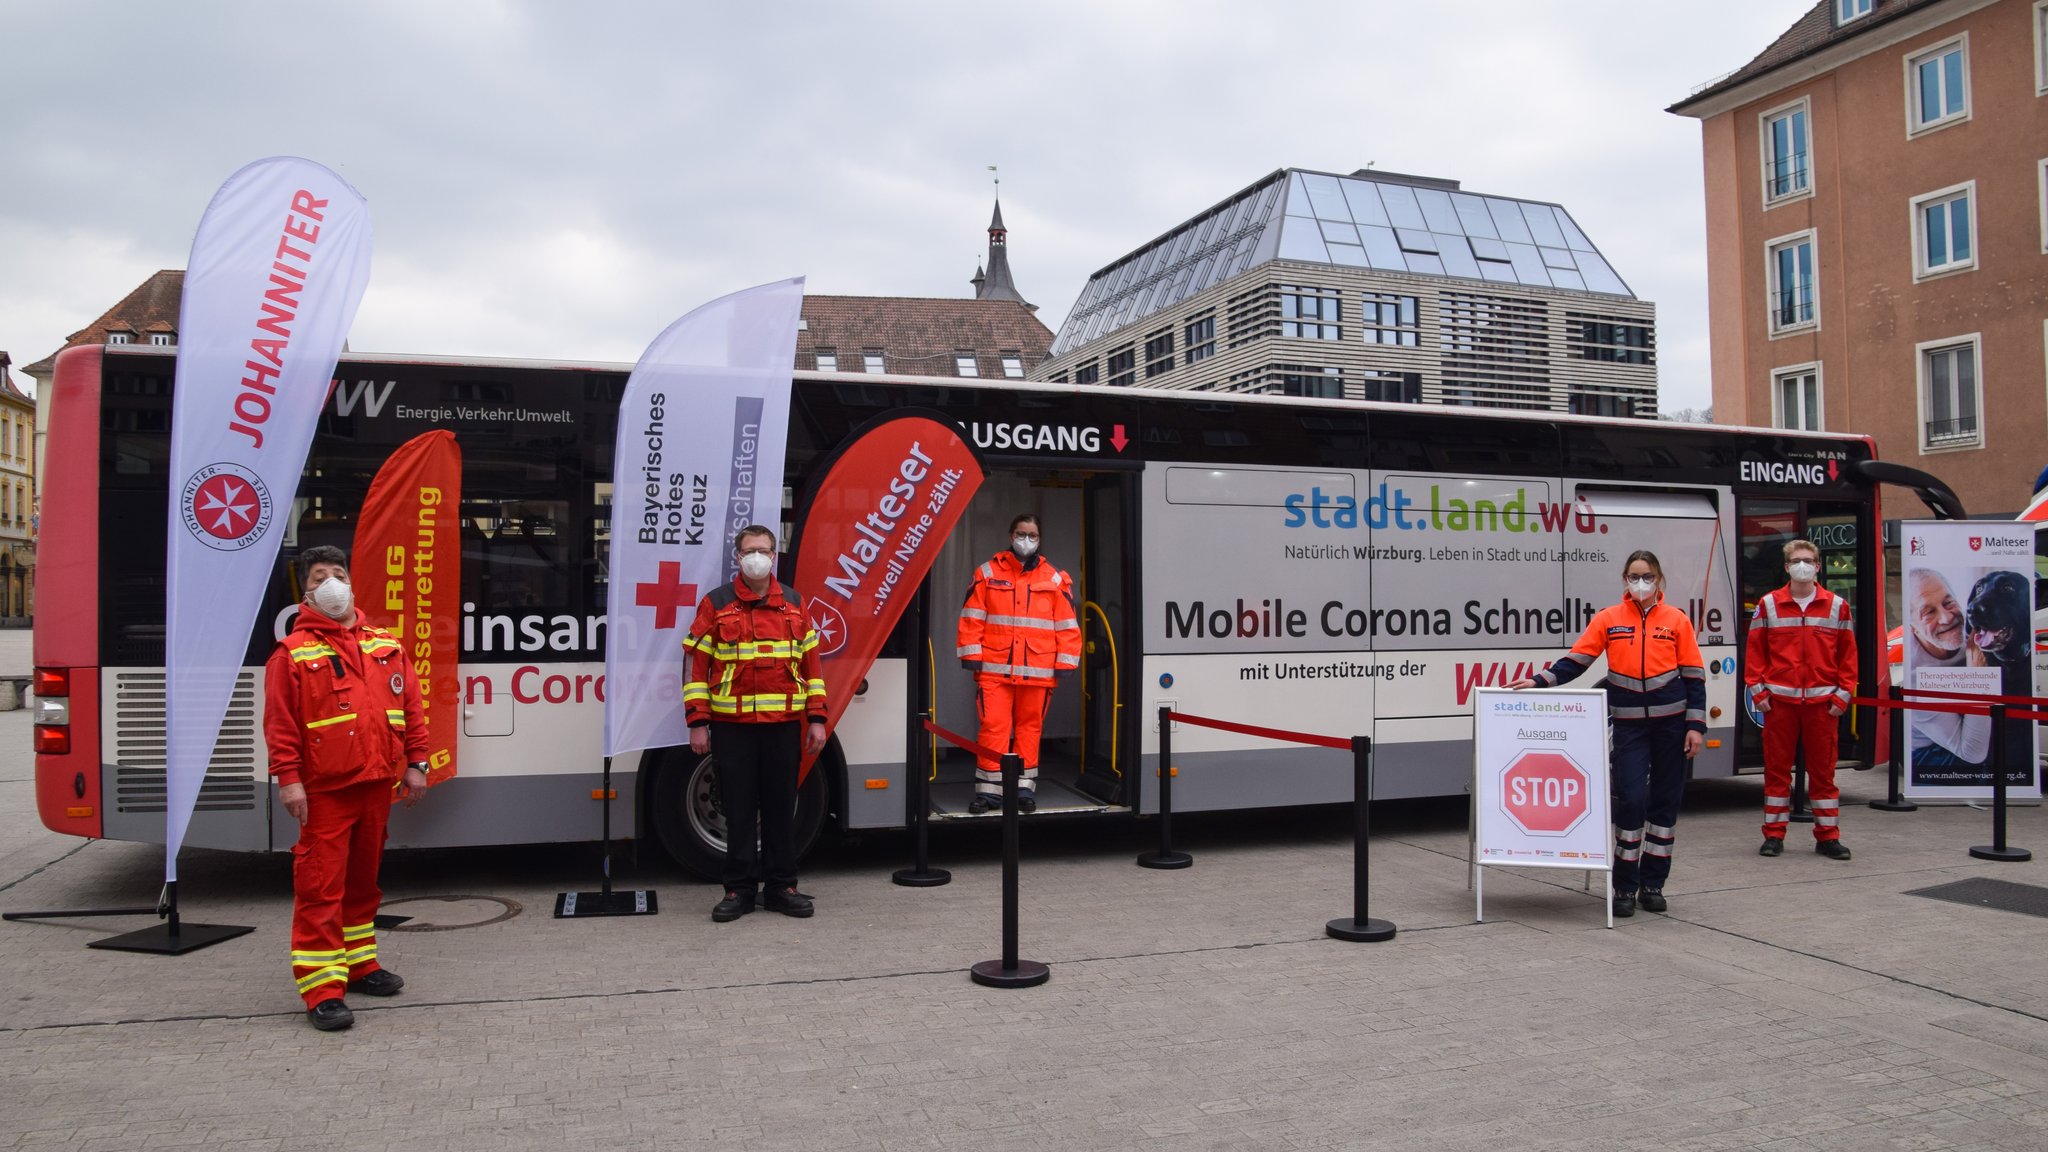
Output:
[764, 886, 815, 918]
[1637, 888, 1668, 913]
[347, 969, 404, 997]
[1612, 890, 1636, 918]
[968, 795, 993, 814]
[307, 999, 354, 1031]
[1815, 839, 1852, 861]
[1018, 793, 1037, 814]
[1758, 837, 1784, 857]
[712, 888, 757, 922]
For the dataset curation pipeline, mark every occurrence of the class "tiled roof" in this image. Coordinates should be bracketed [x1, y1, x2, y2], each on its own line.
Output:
[22, 269, 184, 375]
[794, 296, 1054, 376]
[0, 353, 31, 405]
[1671, 0, 1944, 112]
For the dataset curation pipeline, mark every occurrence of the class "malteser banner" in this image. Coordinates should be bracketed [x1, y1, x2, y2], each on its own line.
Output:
[604, 277, 805, 758]
[165, 157, 372, 880]
[793, 412, 985, 777]
[352, 430, 462, 786]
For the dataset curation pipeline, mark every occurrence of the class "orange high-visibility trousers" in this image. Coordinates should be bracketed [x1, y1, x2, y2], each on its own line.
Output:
[289, 778, 394, 1006]
[1761, 699, 1841, 842]
[974, 679, 1052, 798]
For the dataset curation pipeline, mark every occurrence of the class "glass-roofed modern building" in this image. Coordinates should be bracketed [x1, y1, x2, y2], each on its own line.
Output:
[1034, 168, 1657, 417]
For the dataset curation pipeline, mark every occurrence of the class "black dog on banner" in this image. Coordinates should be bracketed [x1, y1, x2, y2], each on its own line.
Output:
[1965, 569, 2033, 701]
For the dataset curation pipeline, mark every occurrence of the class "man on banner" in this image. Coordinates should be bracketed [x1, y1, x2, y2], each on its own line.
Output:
[264, 545, 431, 1031]
[1745, 538, 1856, 861]
[685, 525, 827, 922]
[956, 513, 1082, 813]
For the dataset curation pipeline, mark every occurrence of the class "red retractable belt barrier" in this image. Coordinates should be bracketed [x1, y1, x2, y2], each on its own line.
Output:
[1849, 695, 2048, 723]
[923, 719, 1009, 766]
[1894, 686, 2048, 708]
[1163, 710, 1352, 751]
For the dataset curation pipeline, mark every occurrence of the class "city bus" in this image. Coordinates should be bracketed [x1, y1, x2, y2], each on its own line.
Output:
[32, 343, 1963, 878]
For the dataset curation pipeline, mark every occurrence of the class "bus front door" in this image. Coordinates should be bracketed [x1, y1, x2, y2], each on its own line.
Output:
[1077, 473, 1134, 806]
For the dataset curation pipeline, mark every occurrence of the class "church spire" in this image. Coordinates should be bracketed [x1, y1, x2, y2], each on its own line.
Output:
[973, 196, 1028, 307]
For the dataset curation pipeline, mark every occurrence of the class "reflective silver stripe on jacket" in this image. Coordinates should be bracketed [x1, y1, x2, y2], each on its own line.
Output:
[959, 607, 987, 621]
[1608, 668, 1682, 693]
[1054, 653, 1080, 668]
[975, 662, 1056, 680]
[983, 613, 1060, 630]
[957, 644, 983, 657]
[1762, 683, 1841, 699]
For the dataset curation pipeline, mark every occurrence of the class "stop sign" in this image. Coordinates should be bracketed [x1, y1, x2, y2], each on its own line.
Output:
[1499, 750, 1591, 836]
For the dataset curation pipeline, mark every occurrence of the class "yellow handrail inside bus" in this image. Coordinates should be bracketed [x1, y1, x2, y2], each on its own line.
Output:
[1082, 600, 1122, 780]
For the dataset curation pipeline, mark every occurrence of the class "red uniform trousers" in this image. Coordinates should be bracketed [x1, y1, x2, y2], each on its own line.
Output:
[1761, 699, 1842, 841]
[290, 778, 394, 1006]
[973, 679, 1052, 798]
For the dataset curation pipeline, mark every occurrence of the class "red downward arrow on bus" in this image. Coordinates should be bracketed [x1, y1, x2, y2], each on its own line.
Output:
[1110, 424, 1128, 452]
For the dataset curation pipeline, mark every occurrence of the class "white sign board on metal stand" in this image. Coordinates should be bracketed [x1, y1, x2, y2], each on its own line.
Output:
[1472, 687, 1613, 928]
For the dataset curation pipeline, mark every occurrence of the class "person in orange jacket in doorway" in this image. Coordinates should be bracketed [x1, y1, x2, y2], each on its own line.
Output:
[263, 545, 431, 1032]
[1745, 537, 1857, 861]
[956, 513, 1083, 813]
[1509, 550, 1706, 919]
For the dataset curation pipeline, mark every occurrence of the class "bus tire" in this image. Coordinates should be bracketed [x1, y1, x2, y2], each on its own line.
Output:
[650, 740, 833, 882]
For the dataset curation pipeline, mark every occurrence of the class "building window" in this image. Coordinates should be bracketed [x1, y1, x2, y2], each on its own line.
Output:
[814, 351, 838, 373]
[2037, 158, 2047, 253]
[1074, 361, 1100, 386]
[1766, 231, 1818, 334]
[1907, 37, 1969, 135]
[1918, 336, 1981, 450]
[1761, 101, 1811, 203]
[1279, 286, 1341, 340]
[1836, 0, 1871, 25]
[1106, 345, 1136, 388]
[954, 354, 980, 377]
[1912, 182, 1976, 279]
[1144, 329, 1175, 378]
[1569, 315, 1657, 365]
[863, 352, 885, 374]
[1184, 314, 1216, 364]
[106, 332, 131, 345]
[149, 333, 173, 347]
[2037, 1, 2048, 95]
[1568, 392, 1633, 418]
[1361, 370, 1421, 404]
[1772, 365, 1823, 431]
[1263, 365, 1342, 399]
[1360, 294, 1420, 346]
[1000, 353, 1024, 378]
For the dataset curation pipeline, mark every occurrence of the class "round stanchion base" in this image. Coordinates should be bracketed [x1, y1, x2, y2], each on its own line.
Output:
[1325, 917, 1397, 942]
[969, 959, 1050, 988]
[891, 867, 953, 887]
[1868, 799, 1919, 812]
[1968, 845, 2033, 862]
[1136, 851, 1193, 870]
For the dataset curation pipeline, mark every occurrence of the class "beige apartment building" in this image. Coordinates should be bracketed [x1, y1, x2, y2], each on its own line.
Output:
[1670, 0, 2048, 519]
[1033, 167, 1657, 417]
[0, 352, 35, 622]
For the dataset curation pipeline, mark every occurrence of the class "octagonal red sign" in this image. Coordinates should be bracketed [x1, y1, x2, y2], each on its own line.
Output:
[1499, 749, 1591, 836]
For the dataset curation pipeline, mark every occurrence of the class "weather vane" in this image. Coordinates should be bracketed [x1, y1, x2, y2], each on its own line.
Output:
[988, 164, 999, 194]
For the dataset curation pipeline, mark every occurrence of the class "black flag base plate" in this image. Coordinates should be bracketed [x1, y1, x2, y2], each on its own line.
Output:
[892, 866, 953, 887]
[88, 921, 253, 955]
[553, 889, 659, 918]
[1868, 799, 1919, 812]
[1136, 850, 1194, 870]
[970, 959, 1050, 988]
[1325, 917, 1397, 943]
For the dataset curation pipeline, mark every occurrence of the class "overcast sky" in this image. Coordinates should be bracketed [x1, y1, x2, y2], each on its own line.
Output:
[1, 0, 1814, 412]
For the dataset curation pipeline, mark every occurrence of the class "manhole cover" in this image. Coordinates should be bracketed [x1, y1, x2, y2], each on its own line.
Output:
[377, 895, 522, 931]
[1905, 878, 2048, 919]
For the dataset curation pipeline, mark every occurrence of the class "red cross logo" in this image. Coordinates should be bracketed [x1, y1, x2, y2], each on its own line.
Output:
[635, 561, 698, 630]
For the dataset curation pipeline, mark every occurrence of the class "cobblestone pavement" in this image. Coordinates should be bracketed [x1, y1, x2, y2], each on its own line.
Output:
[3, 678, 2046, 1150]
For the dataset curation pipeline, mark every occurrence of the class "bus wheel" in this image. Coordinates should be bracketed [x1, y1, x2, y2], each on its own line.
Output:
[651, 747, 831, 882]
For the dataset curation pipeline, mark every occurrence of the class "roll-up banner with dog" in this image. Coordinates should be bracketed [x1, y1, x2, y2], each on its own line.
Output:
[792, 412, 985, 779]
[352, 430, 462, 786]
[165, 157, 372, 881]
[1899, 521, 2041, 803]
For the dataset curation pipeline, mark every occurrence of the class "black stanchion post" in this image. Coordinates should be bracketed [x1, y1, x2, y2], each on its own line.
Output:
[1970, 703, 2032, 862]
[1870, 689, 1918, 813]
[895, 709, 952, 887]
[1327, 735, 1395, 943]
[971, 752, 1049, 988]
[1789, 749, 1814, 824]
[1137, 705, 1193, 869]
[556, 755, 658, 917]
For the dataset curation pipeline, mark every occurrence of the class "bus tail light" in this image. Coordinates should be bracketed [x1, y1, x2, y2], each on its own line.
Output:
[34, 725, 71, 755]
[33, 667, 72, 756]
[35, 667, 70, 697]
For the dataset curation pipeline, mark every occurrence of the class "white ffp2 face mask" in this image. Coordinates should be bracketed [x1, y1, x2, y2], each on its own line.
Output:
[311, 577, 353, 619]
[738, 552, 775, 581]
[1788, 560, 1817, 583]
[1626, 577, 1658, 602]
[1012, 536, 1039, 558]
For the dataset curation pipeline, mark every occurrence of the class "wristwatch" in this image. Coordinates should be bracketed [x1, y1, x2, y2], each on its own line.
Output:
[407, 762, 429, 776]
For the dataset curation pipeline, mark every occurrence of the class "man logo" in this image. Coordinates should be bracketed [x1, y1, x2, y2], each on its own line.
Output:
[181, 462, 273, 552]
[808, 599, 849, 657]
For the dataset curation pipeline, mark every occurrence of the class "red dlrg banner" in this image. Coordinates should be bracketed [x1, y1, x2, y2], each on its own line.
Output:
[352, 429, 462, 785]
[793, 412, 984, 775]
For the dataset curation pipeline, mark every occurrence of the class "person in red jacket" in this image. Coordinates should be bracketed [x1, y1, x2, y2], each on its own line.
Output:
[685, 524, 828, 922]
[263, 545, 431, 1032]
[955, 513, 1083, 813]
[1745, 538, 1856, 861]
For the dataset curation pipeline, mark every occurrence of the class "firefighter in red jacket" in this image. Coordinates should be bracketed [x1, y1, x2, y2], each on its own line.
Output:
[956, 513, 1083, 813]
[1745, 537, 1857, 861]
[263, 545, 431, 1032]
[685, 524, 828, 922]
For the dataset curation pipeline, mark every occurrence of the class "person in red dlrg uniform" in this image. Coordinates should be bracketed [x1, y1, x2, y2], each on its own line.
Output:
[956, 513, 1083, 814]
[1746, 538, 1856, 861]
[1510, 550, 1707, 919]
[264, 545, 431, 1032]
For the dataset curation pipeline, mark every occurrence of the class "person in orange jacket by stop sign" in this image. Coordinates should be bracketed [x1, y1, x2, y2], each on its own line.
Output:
[956, 513, 1083, 812]
[263, 545, 431, 1032]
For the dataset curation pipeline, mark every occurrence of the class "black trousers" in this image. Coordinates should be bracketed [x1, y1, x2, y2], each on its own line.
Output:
[710, 720, 801, 891]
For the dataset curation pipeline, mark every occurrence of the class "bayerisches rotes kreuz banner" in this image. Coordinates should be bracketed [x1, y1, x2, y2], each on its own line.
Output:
[352, 430, 461, 786]
[793, 411, 985, 775]
[603, 278, 805, 758]
[165, 157, 372, 880]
